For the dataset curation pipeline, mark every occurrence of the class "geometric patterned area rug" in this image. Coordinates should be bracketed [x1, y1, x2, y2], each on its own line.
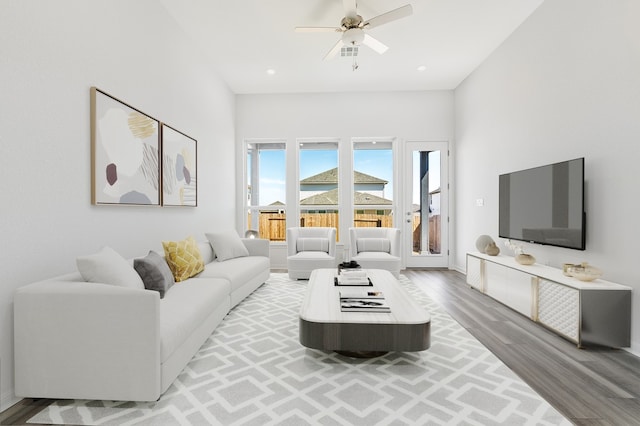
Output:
[29, 273, 570, 425]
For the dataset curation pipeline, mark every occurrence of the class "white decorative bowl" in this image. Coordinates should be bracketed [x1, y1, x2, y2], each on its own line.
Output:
[568, 263, 602, 281]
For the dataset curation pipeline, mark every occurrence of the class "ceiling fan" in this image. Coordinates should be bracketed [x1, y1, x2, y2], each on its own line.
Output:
[296, 0, 413, 61]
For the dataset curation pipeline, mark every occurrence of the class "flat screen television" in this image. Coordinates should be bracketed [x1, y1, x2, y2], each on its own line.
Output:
[499, 158, 585, 250]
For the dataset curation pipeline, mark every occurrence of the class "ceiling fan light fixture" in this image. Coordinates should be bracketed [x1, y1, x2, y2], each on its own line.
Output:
[342, 28, 365, 46]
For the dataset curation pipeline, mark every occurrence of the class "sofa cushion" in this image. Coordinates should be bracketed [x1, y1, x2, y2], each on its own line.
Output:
[162, 236, 205, 282]
[76, 246, 144, 289]
[296, 237, 329, 253]
[159, 278, 230, 363]
[198, 256, 270, 293]
[352, 251, 401, 274]
[134, 251, 175, 298]
[206, 231, 249, 262]
[357, 238, 391, 253]
[197, 241, 215, 264]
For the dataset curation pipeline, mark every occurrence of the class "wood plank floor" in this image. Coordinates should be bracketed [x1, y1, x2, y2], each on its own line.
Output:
[405, 269, 640, 426]
[3, 269, 640, 425]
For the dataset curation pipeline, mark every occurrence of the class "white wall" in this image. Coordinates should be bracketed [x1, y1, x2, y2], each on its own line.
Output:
[235, 91, 455, 266]
[0, 0, 236, 409]
[455, 0, 640, 353]
[236, 91, 454, 140]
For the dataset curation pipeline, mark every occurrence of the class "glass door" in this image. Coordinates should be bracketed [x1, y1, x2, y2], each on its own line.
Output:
[403, 141, 448, 268]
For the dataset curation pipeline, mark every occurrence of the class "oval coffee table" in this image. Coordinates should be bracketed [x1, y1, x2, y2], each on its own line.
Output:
[299, 269, 431, 356]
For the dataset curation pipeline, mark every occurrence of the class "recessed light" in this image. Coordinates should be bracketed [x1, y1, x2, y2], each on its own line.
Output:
[266, 69, 276, 75]
[417, 65, 427, 72]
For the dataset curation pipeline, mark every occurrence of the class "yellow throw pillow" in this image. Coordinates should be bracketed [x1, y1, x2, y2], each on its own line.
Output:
[162, 236, 205, 282]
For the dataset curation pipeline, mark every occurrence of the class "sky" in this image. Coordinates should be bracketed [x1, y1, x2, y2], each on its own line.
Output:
[249, 147, 440, 207]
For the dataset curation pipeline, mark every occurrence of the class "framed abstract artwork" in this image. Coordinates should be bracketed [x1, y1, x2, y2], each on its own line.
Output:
[161, 124, 197, 206]
[91, 87, 160, 205]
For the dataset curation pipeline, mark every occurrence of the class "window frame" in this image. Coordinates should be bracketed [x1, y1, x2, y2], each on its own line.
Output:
[242, 137, 398, 243]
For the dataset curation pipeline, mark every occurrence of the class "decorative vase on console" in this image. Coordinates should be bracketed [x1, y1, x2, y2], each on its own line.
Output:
[505, 240, 536, 265]
[485, 242, 500, 256]
[515, 253, 536, 265]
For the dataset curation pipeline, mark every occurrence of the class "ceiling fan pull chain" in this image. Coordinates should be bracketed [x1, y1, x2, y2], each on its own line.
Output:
[352, 54, 359, 71]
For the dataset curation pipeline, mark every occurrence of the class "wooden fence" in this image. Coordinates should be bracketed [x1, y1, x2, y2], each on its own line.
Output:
[248, 212, 393, 241]
[248, 212, 440, 253]
[411, 214, 441, 254]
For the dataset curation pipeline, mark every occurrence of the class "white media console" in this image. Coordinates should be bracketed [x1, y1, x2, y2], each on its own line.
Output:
[466, 252, 631, 348]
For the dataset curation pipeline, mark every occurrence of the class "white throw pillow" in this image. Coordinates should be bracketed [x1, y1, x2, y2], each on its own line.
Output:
[76, 246, 144, 289]
[296, 237, 329, 253]
[206, 231, 249, 262]
[357, 238, 391, 253]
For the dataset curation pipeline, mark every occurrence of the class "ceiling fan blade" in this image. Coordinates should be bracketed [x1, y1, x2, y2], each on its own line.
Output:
[342, 0, 358, 18]
[362, 4, 413, 30]
[362, 34, 388, 55]
[295, 26, 342, 33]
[324, 39, 345, 60]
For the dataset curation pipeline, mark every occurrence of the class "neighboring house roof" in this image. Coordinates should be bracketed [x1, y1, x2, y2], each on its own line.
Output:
[257, 200, 285, 212]
[300, 168, 388, 185]
[300, 188, 392, 205]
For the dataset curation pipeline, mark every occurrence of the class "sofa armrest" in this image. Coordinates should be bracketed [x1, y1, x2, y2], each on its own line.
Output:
[14, 280, 161, 401]
[241, 238, 270, 258]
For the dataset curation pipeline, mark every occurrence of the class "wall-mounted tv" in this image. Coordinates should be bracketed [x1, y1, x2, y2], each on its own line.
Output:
[499, 158, 585, 250]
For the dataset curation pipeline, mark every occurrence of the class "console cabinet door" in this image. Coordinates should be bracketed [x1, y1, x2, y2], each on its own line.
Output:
[485, 261, 509, 305]
[466, 255, 483, 291]
[537, 279, 579, 343]
[505, 271, 534, 318]
[485, 262, 533, 317]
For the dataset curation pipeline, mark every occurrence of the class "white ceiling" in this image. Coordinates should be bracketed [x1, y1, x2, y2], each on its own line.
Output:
[161, 0, 544, 94]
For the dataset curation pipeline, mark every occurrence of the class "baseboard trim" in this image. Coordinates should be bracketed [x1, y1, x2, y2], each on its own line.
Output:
[0, 391, 22, 415]
[452, 264, 465, 274]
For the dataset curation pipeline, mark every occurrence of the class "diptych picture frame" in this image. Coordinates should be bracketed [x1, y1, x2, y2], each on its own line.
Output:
[161, 124, 198, 207]
[90, 87, 197, 207]
[91, 87, 161, 206]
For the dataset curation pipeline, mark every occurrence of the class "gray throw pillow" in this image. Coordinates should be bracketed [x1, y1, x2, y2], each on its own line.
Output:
[134, 251, 175, 298]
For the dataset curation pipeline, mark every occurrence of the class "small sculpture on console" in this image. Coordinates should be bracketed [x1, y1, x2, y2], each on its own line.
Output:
[475, 235, 494, 253]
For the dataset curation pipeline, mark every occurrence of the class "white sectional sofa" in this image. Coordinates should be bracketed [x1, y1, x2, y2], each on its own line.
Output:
[14, 238, 270, 402]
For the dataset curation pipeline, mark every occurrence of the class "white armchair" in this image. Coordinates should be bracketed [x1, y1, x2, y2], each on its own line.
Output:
[349, 227, 402, 277]
[287, 227, 337, 279]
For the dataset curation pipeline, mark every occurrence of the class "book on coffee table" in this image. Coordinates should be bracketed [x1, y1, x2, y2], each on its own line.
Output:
[339, 290, 384, 299]
[334, 276, 373, 286]
[340, 290, 390, 312]
[335, 270, 372, 286]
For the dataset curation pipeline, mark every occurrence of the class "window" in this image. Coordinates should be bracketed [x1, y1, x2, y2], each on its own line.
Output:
[246, 141, 286, 241]
[299, 140, 339, 236]
[243, 137, 397, 243]
[353, 139, 394, 228]
[412, 150, 441, 254]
